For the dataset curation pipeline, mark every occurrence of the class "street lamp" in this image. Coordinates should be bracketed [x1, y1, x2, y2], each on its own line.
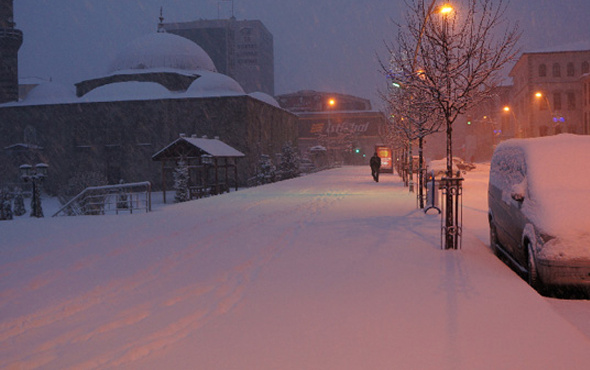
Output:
[502, 105, 521, 138]
[20, 163, 48, 218]
[412, 1, 454, 69]
[326, 98, 337, 165]
[534, 91, 563, 135]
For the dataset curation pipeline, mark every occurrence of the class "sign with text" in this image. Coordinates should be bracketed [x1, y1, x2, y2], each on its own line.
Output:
[375, 145, 393, 173]
[299, 115, 383, 138]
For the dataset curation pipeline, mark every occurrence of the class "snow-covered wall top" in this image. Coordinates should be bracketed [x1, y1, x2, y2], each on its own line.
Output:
[4, 73, 279, 108]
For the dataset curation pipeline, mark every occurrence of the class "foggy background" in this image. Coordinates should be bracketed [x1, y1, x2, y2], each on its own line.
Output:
[14, 0, 590, 109]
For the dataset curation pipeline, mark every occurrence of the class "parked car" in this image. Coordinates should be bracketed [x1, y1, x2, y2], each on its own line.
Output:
[426, 158, 460, 180]
[488, 134, 590, 294]
[452, 157, 476, 171]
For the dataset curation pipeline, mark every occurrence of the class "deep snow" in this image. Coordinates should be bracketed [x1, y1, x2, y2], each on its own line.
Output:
[1, 166, 590, 369]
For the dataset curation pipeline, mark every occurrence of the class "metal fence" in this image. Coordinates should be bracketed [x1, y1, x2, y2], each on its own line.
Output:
[53, 182, 151, 217]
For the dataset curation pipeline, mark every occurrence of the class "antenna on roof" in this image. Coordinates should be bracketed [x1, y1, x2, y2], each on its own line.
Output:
[157, 6, 166, 33]
[217, 0, 235, 19]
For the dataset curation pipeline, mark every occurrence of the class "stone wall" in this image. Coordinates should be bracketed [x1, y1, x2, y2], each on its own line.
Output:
[0, 95, 298, 194]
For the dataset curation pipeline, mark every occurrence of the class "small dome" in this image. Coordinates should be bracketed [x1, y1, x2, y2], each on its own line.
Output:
[249, 92, 280, 108]
[80, 81, 172, 102]
[24, 82, 76, 104]
[109, 32, 217, 73]
[187, 71, 245, 96]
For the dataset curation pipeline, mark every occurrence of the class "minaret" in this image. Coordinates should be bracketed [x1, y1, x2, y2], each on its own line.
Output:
[0, 0, 22, 103]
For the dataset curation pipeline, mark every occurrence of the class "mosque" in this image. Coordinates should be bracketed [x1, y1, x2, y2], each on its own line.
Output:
[0, 2, 297, 194]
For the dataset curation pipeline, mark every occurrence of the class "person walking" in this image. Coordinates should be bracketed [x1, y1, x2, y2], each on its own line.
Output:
[370, 152, 381, 182]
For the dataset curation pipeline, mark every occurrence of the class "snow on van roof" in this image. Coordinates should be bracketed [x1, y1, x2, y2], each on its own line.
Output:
[493, 134, 590, 238]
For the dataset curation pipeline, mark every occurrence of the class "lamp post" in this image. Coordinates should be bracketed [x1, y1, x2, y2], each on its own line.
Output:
[502, 106, 521, 138]
[534, 91, 563, 136]
[20, 163, 48, 218]
[437, 3, 462, 250]
[326, 97, 337, 165]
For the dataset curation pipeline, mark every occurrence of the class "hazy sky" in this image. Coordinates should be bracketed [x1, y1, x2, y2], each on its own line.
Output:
[14, 0, 590, 108]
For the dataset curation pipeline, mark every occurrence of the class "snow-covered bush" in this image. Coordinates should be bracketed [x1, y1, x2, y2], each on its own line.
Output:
[13, 188, 26, 216]
[278, 144, 300, 180]
[256, 154, 276, 185]
[0, 189, 13, 220]
[173, 159, 190, 203]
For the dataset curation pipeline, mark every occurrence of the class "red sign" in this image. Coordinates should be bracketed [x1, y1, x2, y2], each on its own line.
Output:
[375, 145, 393, 173]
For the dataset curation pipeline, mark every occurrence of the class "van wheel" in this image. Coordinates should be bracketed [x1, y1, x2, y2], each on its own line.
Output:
[489, 220, 499, 256]
[526, 242, 542, 292]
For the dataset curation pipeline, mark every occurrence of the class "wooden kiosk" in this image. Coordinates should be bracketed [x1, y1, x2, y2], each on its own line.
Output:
[152, 134, 245, 203]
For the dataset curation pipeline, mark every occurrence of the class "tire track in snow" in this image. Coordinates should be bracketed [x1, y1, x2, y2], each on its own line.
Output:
[0, 188, 347, 368]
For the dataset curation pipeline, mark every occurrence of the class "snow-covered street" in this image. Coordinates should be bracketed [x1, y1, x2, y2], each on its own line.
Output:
[1, 165, 590, 369]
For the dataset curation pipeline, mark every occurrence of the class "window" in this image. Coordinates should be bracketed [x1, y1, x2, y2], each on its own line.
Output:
[553, 92, 562, 110]
[538, 63, 547, 77]
[582, 61, 590, 74]
[567, 92, 576, 110]
[552, 63, 561, 77]
[567, 62, 575, 77]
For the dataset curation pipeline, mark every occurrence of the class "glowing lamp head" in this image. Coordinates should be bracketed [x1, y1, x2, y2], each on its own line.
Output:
[503, 106, 510, 112]
[439, 4, 453, 14]
[535, 92, 543, 98]
[328, 98, 336, 107]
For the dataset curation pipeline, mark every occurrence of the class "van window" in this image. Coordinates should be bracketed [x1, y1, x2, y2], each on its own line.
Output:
[490, 147, 526, 192]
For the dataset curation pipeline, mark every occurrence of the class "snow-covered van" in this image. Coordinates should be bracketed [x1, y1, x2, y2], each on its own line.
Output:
[488, 134, 590, 293]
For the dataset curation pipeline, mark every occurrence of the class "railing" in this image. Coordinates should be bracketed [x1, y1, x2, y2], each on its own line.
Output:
[53, 181, 151, 217]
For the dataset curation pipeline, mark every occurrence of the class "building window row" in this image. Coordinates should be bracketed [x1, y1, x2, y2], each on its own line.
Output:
[237, 59, 257, 65]
[237, 44, 257, 49]
[538, 61, 590, 78]
[537, 91, 577, 111]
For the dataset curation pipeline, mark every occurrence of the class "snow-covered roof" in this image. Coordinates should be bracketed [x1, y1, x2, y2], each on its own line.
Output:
[21, 81, 76, 104]
[248, 92, 280, 108]
[79, 81, 174, 103]
[5, 71, 251, 106]
[109, 32, 217, 73]
[524, 40, 590, 54]
[152, 135, 245, 160]
[186, 70, 245, 97]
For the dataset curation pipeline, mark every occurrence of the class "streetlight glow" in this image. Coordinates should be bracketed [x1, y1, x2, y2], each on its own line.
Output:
[503, 106, 510, 112]
[328, 98, 336, 107]
[535, 92, 543, 98]
[439, 4, 453, 14]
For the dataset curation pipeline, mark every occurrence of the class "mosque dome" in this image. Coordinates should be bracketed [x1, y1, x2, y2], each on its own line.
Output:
[24, 82, 76, 105]
[187, 71, 245, 96]
[109, 32, 217, 73]
[80, 81, 172, 102]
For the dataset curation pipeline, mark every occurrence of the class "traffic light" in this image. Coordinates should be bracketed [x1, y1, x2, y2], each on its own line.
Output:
[354, 148, 361, 154]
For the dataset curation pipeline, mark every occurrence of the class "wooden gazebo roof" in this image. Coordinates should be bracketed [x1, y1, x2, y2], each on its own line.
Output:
[152, 135, 245, 161]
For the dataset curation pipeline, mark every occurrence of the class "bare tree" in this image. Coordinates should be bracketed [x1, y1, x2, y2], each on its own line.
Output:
[389, 0, 520, 249]
[383, 83, 442, 207]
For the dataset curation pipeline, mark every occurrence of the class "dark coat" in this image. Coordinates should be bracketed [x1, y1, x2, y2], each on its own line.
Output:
[370, 155, 381, 170]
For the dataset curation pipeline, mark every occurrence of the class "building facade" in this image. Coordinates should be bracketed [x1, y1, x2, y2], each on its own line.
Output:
[162, 18, 274, 96]
[276, 90, 386, 165]
[0, 29, 296, 195]
[508, 49, 590, 137]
